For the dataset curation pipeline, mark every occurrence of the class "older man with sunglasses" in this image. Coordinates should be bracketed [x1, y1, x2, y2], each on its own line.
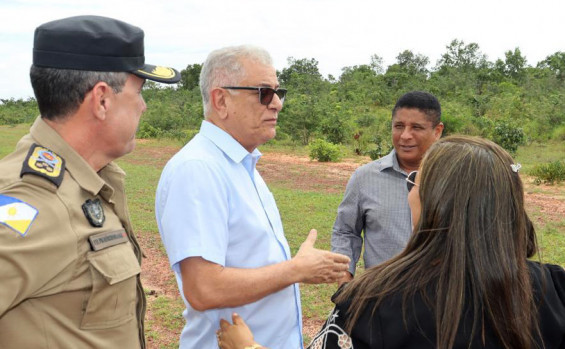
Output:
[155, 45, 350, 349]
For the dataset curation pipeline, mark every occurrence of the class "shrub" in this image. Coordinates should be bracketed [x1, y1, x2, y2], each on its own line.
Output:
[0, 98, 38, 125]
[173, 129, 198, 145]
[320, 113, 351, 144]
[352, 130, 366, 155]
[137, 121, 163, 138]
[491, 120, 526, 155]
[309, 139, 341, 162]
[364, 134, 393, 160]
[551, 124, 565, 141]
[530, 160, 565, 184]
[274, 127, 291, 142]
[441, 113, 466, 136]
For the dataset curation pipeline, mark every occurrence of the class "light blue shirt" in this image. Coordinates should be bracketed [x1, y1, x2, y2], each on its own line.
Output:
[155, 121, 303, 349]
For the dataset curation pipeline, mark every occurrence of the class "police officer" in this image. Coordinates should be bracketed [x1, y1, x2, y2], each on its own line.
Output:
[0, 16, 180, 348]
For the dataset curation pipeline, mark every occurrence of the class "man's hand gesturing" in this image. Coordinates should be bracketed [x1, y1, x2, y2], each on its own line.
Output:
[292, 229, 351, 284]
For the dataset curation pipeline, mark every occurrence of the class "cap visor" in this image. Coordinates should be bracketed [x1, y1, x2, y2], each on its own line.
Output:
[133, 64, 180, 84]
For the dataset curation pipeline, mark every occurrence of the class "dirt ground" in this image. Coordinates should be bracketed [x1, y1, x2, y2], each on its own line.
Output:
[138, 149, 565, 347]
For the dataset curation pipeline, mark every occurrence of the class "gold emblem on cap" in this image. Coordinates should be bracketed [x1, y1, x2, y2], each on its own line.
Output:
[137, 66, 176, 79]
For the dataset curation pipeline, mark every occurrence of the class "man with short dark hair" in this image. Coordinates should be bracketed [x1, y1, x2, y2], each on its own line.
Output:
[332, 91, 444, 284]
[0, 15, 180, 348]
[155, 45, 350, 349]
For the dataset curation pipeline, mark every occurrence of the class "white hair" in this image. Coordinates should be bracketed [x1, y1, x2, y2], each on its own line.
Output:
[199, 45, 273, 116]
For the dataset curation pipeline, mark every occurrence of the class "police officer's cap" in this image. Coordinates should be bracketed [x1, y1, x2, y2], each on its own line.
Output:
[33, 15, 181, 84]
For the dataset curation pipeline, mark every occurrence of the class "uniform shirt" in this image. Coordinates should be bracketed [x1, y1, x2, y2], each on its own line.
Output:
[331, 149, 412, 274]
[155, 120, 303, 349]
[0, 117, 145, 348]
[308, 261, 565, 348]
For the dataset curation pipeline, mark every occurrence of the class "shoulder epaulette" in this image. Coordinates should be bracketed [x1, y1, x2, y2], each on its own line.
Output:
[20, 144, 66, 188]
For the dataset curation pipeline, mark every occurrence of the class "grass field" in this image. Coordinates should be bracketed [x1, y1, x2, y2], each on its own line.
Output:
[1, 123, 564, 347]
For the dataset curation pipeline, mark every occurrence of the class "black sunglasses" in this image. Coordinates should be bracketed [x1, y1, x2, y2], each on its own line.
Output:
[406, 170, 419, 192]
[222, 86, 287, 105]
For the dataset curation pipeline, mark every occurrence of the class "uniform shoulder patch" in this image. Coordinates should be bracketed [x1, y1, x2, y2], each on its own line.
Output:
[0, 194, 39, 237]
[20, 144, 65, 187]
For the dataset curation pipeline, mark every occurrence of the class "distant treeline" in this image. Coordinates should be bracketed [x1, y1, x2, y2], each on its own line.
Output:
[3, 39, 565, 155]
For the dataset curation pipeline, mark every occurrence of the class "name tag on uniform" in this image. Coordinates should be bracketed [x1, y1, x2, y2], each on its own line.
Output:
[88, 229, 128, 251]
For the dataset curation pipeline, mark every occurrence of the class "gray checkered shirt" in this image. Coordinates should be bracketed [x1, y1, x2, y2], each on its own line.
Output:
[331, 149, 412, 275]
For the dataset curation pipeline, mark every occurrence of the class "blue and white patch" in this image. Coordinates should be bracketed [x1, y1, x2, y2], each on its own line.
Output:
[0, 195, 38, 237]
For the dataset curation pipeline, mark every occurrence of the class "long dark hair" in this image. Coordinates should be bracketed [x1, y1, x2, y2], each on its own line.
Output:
[336, 135, 540, 348]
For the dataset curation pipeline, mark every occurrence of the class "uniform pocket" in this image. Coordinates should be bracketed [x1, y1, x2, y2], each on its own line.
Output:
[80, 241, 141, 330]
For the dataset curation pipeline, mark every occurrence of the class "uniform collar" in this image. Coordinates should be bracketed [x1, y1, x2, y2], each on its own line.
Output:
[29, 116, 118, 198]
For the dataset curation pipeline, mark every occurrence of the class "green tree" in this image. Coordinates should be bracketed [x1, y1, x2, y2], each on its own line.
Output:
[0, 98, 38, 125]
[279, 57, 323, 87]
[429, 39, 492, 115]
[369, 54, 385, 75]
[538, 51, 565, 81]
[338, 64, 389, 105]
[319, 101, 354, 144]
[395, 50, 429, 75]
[277, 57, 330, 144]
[494, 48, 527, 82]
[179, 63, 202, 90]
[280, 91, 324, 145]
[384, 50, 429, 91]
[435, 39, 487, 72]
[491, 120, 526, 154]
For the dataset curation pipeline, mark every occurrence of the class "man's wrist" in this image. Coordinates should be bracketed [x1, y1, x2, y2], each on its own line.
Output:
[286, 258, 303, 284]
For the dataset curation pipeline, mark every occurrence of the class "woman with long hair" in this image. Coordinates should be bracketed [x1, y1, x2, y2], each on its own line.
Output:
[217, 136, 565, 349]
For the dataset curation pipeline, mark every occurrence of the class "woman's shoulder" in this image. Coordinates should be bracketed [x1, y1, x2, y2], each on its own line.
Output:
[528, 260, 565, 304]
[527, 261, 565, 343]
[528, 260, 565, 279]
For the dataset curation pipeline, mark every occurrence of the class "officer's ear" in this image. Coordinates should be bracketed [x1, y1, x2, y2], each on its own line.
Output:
[89, 82, 113, 121]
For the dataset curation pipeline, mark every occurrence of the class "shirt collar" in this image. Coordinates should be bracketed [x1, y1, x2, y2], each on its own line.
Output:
[29, 117, 116, 197]
[375, 148, 406, 175]
[199, 120, 262, 164]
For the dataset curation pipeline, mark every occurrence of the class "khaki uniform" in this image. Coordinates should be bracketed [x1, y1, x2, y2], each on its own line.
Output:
[0, 117, 146, 348]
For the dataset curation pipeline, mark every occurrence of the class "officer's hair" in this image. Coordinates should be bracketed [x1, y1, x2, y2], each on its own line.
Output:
[199, 45, 273, 117]
[392, 91, 441, 126]
[30, 65, 128, 120]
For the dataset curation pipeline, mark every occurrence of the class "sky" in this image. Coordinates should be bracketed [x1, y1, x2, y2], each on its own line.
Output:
[1, 0, 564, 100]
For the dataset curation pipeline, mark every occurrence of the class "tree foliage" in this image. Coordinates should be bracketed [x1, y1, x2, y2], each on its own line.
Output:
[0, 98, 38, 125]
[179, 63, 202, 90]
[3, 39, 565, 153]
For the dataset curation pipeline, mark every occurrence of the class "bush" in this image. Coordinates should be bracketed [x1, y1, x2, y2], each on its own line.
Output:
[0, 98, 38, 125]
[441, 113, 466, 136]
[551, 124, 565, 141]
[319, 112, 352, 144]
[309, 139, 341, 162]
[364, 134, 393, 160]
[171, 129, 198, 145]
[491, 120, 526, 155]
[274, 126, 291, 142]
[137, 121, 163, 138]
[351, 130, 367, 155]
[530, 160, 565, 184]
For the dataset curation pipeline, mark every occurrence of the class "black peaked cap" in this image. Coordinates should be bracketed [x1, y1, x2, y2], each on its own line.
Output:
[33, 15, 180, 84]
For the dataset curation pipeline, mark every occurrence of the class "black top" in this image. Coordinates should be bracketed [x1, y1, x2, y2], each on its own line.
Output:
[308, 262, 565, 348]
